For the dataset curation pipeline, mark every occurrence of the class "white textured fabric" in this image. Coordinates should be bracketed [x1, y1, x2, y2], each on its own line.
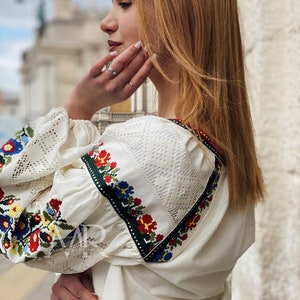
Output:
[0, 108, 255, 300]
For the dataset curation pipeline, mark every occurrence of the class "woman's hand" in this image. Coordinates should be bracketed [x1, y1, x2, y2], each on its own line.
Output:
[64, 41, 154, 120]
[51, 273, 98, 300]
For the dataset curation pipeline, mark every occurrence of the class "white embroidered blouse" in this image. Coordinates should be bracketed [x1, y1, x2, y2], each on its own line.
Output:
[0, 108, 254, 300]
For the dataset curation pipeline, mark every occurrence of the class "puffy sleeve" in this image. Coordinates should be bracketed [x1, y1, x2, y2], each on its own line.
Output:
[0, 108, 107, 270]
[0, 111, 228, 275]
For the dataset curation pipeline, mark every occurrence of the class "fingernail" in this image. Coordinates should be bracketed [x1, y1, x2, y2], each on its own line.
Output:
[152, 53, 157, 60]
[135, 41, 142, 49]
[110, 51, 118, 56]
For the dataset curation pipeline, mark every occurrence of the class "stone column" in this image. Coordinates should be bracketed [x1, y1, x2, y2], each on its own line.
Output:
[232, 1, 300, 299]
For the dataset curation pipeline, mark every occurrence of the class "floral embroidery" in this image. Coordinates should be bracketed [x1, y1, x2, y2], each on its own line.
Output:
[0, 126, 34, 173]
[137, 214, 157, 234]
[82, 135, 223, 263]
[0, 187, 75, 260]
[83, 144, 163, 257]
[150, 159, 222, 262]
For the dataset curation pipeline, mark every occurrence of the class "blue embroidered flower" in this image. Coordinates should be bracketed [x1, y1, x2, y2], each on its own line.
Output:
[114, 181, 134, 199]
[15, 214, 30, 239]
[0, 215, 11, 232]
[154, 250, 173, 262]
[0, 139, 23, 155]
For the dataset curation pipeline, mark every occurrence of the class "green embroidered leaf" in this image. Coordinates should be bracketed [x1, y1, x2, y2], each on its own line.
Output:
[59, 222, 74, 230]
[40, 241, 51, 248]
[37, 251, 46, 258]
[6, 156, 12, 165]
[43, 211, 52, 221]
[26, 126, 34, 138]
[18, 244, 24, 256]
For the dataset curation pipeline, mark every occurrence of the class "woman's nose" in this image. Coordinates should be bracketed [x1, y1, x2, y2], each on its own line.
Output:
[100, 12, 118, 34]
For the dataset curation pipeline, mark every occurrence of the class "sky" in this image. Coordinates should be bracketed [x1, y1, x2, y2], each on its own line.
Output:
[0, 0, 112, 96]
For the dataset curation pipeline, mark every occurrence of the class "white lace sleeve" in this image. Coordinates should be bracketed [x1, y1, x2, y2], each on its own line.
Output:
[0, 107, 100, 185]
[0, 108, 102, 266]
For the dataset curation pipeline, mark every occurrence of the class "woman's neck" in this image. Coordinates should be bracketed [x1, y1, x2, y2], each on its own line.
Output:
[149, 67, 179, 119]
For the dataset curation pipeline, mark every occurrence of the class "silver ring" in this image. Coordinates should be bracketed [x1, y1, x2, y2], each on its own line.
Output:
[107, 66, 118, 77]
[129, 81, 138, 90]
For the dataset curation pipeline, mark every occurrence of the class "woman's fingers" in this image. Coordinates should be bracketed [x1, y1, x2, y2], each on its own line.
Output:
[105, 41, 143, 77]
[89, 51, 118, 77]
[65, 41, 155, 119]
[51, 274, 98, 300]
[122, 54, 155, 96]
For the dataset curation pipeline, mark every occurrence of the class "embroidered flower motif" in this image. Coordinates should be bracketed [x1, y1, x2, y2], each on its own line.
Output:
[95, 150, 111, 167]
[0, 126, 34, 173]
[47, 199, 62, 217]
[40, 232, 52, 243]
[154, 250, 173, 263]
[137, 214, 157, 234]
[48, 223, 62, 238]
[1, 139, 23, 155]
[104, 175, 112, 183]
[49, 199, 62, 213]
[29, 230, 41, 252]
[0, 215, 11, 232]
[0, 190, 75, 260]
[83, 135, 223, 263]
[30, 214, 42, 227]
[115, 181, 134, 198]
[15, 214, 30, 239]
[186, 215, 201, 229]
[11, 239, 18, 255]
[3, 240, 10, 249]
[9, 203, 22, 218]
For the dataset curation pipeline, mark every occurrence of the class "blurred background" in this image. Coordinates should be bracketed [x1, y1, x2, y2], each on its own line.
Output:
[0, 0, 299, 299]
[0, 0, 112, 145]
[0, 0, 157, 146]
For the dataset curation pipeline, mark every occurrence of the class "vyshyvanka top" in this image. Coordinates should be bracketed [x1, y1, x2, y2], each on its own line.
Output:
[0, 108, 254, 300]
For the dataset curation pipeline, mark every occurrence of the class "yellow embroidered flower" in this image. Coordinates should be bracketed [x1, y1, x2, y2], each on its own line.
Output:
[11, 239, 18, 255]
[41, 216, 50, 226]
[9, 203, 22, 218]
[48, 223, 62, 238]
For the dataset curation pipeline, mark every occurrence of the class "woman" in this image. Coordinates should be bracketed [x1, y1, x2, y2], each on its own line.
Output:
[0, 0, 264, 299]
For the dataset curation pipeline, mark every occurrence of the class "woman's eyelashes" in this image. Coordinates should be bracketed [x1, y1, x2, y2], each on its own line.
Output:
[119, 1, 132, 9]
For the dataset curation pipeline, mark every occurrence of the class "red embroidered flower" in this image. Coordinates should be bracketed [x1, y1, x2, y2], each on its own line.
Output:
[104, 175, 112, 183]
[137, 214, 157, 234]
[3, 240, 10, 249]
[95, 150, 111, 167]
[133, 198, 142, 206]
[29, 230, 41, 252]
[33, 215, 42, 222]
[156, 234, 164, 241]
[1, 139, 23, 155]
[168, 238, 176, 246]
[186, 214, 201, 229]
[0, 188, 4, 200]
[181, 233, 188, 241]
[49, 199, 62, 212]
[110, 162, 117, 169]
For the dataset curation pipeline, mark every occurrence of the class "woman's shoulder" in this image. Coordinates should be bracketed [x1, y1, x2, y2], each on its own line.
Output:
[105, 115, 184, 137]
